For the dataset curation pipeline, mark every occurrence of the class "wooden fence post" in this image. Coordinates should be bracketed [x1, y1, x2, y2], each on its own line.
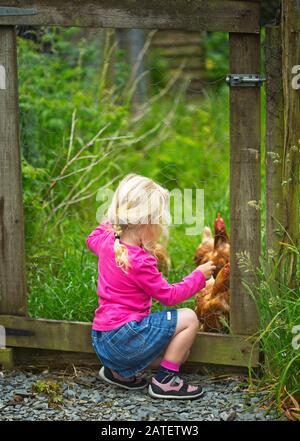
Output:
[265, 26, 284, 258]
[229, 33, 261, 335]
[280, 1, 300, 288]
[0, 26, 27, 315]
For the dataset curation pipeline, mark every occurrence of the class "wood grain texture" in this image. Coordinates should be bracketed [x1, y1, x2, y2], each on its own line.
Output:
[0, 347, 14, 368]
[0, 27, 27, 316]
[265, 26, 284, 258]
[229, 33, 261, 335]
[12, 348, 254, 373]
[0, 315, 259, 367]
[189, 332, 259, 367]
[0, 1, 260, 33]
[281, 1, 300, 287]
[291, 0, 300, 31]
[13, 347, 100, 369]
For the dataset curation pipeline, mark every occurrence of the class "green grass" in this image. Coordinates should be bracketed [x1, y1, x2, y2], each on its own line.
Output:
[242, 247, 300, 419]
[18, 28, 230, 321]
[24, 87, 231, 321]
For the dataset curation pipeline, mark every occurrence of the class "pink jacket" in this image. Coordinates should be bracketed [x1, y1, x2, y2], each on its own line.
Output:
[86, 221, 206, 331]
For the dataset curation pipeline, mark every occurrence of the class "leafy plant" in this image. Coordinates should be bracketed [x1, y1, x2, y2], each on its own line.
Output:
[32, 379, 64, 408]
[240, 247, 300, 420]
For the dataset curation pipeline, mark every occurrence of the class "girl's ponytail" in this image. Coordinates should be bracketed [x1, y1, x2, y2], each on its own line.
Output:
[113, 225, 130, 273]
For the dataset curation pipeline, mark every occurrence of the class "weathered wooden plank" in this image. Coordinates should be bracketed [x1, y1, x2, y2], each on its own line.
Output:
[229, 33, 261, 335]
[152, 31, 202, 48]
[155, 45, 203, 58]
[1, 315, 93, 353]
[0, 26, 27, 316]
[280, 1, 300, 287]
[265, 26, 284, 258]
[0, 315, 259, 367]
[189, 332, 259, 367]
[291, 0, 300, 31]
[0, 1, 260, 33]
[13, 347, 100, 369]
[0, 347, 14, 368]
[11, 348, 253, 374]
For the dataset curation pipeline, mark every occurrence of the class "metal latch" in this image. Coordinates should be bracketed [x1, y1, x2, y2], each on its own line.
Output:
[226, 74, 265, 87]
[0, 6, 37, 16]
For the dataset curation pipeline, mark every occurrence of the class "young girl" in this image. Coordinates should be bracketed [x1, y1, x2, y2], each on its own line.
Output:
[86, 174, 215, 400]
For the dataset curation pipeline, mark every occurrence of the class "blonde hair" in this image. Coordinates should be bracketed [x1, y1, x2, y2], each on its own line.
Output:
[107, 174, 170, 273]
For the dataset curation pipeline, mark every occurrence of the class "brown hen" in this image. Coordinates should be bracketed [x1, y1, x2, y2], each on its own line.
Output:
[194, 213, 230, 278]
[195, 263, 230, 332]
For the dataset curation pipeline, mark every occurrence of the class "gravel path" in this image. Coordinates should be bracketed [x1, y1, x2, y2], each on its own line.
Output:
[0, 369, 285, 421]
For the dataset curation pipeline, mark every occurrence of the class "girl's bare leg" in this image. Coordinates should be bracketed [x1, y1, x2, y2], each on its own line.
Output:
[162, 308, 199, 364]
[148, 307, 198, 370]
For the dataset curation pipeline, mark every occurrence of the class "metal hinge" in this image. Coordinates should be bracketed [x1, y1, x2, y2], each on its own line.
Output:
[0, 6, 37, 16]
[226, 74, 265, 87]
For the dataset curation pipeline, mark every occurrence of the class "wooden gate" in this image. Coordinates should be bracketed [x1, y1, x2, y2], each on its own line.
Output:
[0, 0, 292, 370]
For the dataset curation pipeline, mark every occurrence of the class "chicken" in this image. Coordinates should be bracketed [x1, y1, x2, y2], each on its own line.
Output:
[194, 213, 230, 278]
[193, 226, 214, 265]
[154, 243, 171, 275]
[195, 263, 230, 332]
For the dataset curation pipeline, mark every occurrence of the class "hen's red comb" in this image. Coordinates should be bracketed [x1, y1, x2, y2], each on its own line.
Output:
[215, 212, 225, 229]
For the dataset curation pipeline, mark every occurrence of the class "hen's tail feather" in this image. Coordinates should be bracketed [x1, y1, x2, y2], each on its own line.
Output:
[202, 226, 212, 240]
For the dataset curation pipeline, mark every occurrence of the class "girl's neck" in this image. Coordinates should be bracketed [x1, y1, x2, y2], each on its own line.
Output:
[120, 231, 142, 247]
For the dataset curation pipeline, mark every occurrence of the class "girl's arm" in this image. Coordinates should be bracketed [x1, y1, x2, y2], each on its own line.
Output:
[132, 253, 206, 306]
[85, 220, 111, 255]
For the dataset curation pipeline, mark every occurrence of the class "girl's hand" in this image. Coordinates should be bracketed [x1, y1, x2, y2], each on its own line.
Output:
[196, 261, 216, 280]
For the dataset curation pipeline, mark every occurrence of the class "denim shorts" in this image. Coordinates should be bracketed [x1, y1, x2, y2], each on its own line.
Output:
[91, 309, 178, 378]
